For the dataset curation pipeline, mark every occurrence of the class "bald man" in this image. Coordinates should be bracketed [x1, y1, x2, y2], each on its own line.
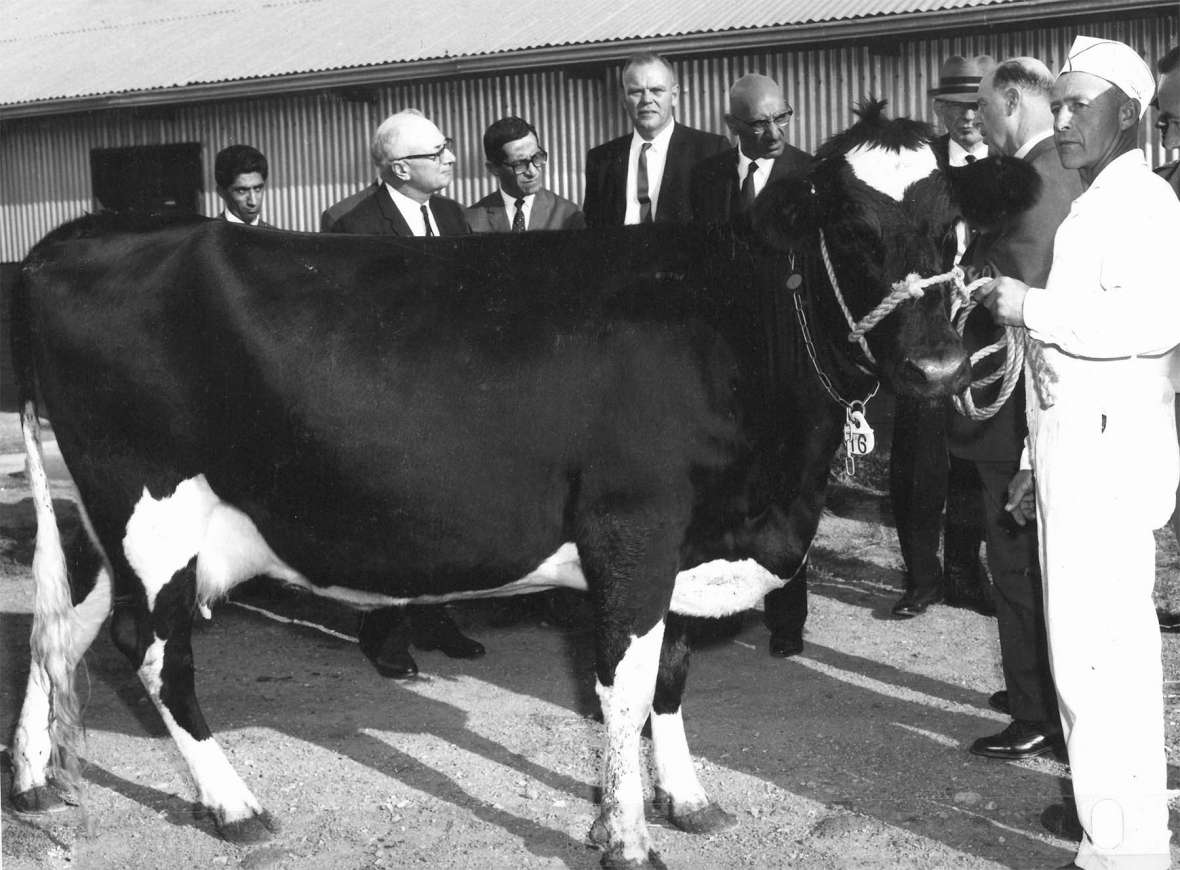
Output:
[688, 74, 811, 659]
[689, 73, 811, 223]
[321, 110, 481, 681]
[321, 109, 469, 236]
[955, 57, 1083, 761]
[982, 37, 1180, 868]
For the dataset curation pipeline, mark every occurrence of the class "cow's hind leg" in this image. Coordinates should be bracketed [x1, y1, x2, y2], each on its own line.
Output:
[110, 557, 276, 843]
[650, 614, 736, 834]
[579, 497, 685, 870]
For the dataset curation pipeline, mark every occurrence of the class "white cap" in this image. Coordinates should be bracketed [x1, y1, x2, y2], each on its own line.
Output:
[1059, 35, 1155, 118]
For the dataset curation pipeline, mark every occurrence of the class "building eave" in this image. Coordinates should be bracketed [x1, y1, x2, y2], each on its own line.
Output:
[0, 0, 1168, 121]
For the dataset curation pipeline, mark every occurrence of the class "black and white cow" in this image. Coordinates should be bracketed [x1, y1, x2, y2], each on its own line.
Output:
[10, 103, 1033, 868]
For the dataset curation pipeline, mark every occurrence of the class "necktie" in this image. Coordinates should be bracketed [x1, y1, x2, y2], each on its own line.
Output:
[637, 142, 653, 223]
[512, 198, 526, 232]
[740, 161, 759, 211]
[421, 204, 435, 237]
[964, 154, 977, 164]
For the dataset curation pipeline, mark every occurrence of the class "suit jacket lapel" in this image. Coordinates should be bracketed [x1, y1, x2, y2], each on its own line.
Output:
[530, 189, 553, 230]
[609, 138, 630, 225]
[375, 184, 413, 236]
[488, 201, 510, 233]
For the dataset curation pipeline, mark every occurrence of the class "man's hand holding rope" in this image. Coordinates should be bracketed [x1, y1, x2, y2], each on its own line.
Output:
[976, 276, 1031, 327]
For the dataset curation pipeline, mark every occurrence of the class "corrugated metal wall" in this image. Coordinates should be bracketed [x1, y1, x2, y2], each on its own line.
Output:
[1, 10, 1175, 260]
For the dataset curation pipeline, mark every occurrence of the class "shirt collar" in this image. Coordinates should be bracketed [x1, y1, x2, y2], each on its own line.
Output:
[1084, 148, 1148, 196]
[498, 189, 534, 212]
[737, 149, 772, 178]
[1013, 129, 1053, 160]
[222, 209, 259, 226]
[947, 138, 988, 166]
[631, 120, 676, 153]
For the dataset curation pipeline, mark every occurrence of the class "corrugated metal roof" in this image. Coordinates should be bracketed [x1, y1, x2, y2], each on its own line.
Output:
[0, 0, 1140, 108]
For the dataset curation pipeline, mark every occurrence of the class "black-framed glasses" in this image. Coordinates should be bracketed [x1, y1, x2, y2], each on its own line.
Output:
[732, 110, 794, 134]
[500, 150, 548, 174]
[1155, 117, 1180, 134]
[394, 137, 454, 162]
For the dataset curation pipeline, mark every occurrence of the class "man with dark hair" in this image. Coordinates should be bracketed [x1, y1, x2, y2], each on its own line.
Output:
[688, 73, 811, 658]
[467, 116, 585, 232]
[215, 144, 270, 226]
[582, 52, 727, 227]
[1153, 46, 1180, 196]
[322, 110, 481, 680]
[959, 56, 1082, 761]
[982, 37, 1180, 867]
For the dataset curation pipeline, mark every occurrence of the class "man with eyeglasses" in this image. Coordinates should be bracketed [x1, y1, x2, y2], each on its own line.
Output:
[583, 51, 727, 227]
[322, 110, 483, 681]
[689, 74, 809, 225]
[888, 55, 995, 621]
[321, 109, 470, 237]
[467, 116, 585, 232]
[687, 74, 811, 659]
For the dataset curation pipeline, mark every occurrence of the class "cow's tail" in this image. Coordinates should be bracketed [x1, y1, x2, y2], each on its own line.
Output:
[15, 258, 88, 812]
[20, 400, 87, 809]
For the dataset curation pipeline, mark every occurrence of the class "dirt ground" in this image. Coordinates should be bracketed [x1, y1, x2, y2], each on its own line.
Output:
[3, 406, 1180, 870]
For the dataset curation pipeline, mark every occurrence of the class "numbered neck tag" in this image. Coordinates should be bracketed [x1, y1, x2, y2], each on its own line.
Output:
[843, 405, 876, 476]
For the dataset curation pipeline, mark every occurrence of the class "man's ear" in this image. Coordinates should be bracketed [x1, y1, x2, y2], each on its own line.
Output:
[749, 174, 822, 252]
[945, 155, 1041, 232]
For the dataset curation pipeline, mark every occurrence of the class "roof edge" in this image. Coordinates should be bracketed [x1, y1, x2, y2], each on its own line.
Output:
[0, 0, 1169, 121]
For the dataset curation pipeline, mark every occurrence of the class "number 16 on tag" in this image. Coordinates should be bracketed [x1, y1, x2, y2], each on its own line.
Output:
[843, 405, 876, 475]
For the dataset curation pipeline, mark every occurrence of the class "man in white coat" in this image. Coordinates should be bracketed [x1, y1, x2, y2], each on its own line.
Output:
[981, 35, 1180, 869]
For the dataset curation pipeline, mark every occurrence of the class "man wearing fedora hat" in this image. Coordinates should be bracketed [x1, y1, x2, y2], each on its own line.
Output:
[888, 54, 995, 620]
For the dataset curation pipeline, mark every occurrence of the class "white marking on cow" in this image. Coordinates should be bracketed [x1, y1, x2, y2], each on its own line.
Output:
[650, 709, 710, 815]
[137, 637, 263, 823]
[595, 620, 664, 863]
[845, 143, 938, 202]
[668, 558, 784, 617]
[11, 567, 112, 796]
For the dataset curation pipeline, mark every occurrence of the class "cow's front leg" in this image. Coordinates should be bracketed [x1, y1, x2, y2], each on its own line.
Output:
[113, 559, 275, 843]
[650, 614, 736, 834]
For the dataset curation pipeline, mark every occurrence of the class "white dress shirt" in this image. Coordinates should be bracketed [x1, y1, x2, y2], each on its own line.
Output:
[222, 209, 260, 226]
[386, 182, 439, 236]
[624, 121, 676, 225]
[498, 189, 534, 230]
[947, 138, 989, 167]
[736, 151, 774, 199]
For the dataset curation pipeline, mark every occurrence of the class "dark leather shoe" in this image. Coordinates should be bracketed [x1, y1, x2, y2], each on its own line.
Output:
[769, 630, 803, 658]
[988, 690, 1010, 715]
[891, 587, 943, 618]
[411, 606, 486, 659]
[970, 720, 1062, 760]
[358, 609, 420, 679]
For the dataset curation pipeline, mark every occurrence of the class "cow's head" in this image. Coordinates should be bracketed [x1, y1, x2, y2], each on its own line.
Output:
[752, 100, 1036, 401]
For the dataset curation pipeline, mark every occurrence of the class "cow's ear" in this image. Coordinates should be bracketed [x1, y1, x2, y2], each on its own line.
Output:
[749, 175, 822, 252]
[946, 155, 1041, 232]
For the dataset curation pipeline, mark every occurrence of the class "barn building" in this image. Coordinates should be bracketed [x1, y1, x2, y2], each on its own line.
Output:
[0, 0, 1175, 396]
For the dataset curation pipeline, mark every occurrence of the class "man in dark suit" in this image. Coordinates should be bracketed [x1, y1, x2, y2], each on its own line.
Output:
[215, 145, 271, 227]
[688, 73, 811, 658]
[322, 109, 482, 680]
[958, 57, 1083, 759]
[467, 116, 585, 232]
[582, 52, 727, 227]
[1153, 47, 1180, 198]
[889, 55, 995, 619]
[689, 73, 810, 224]
[321, 109, 469, 236]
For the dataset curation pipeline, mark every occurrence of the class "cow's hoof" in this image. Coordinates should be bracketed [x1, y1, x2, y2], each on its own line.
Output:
[10, 785, 72, 815]
[600, 846, 667, 870]
[653, 788, 737, 834]
[215, 810, 279, 844]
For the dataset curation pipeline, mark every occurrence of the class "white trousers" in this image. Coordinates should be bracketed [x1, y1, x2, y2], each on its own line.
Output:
[1032, 398, 1175, 870]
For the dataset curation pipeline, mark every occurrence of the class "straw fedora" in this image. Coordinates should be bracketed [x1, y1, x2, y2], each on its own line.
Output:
[929, 55, 995, 102]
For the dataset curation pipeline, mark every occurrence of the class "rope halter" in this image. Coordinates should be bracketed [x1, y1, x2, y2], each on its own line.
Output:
[816, 228, 1023, 421]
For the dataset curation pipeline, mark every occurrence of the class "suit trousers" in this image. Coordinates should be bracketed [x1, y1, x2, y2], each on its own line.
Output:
[889, 396, 982, 591]
[1032, 402, 1172, 868]
[972, 458, 1056, 725]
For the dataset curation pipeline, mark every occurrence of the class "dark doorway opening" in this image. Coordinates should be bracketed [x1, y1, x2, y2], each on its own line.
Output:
[90, 143, 202, 214]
